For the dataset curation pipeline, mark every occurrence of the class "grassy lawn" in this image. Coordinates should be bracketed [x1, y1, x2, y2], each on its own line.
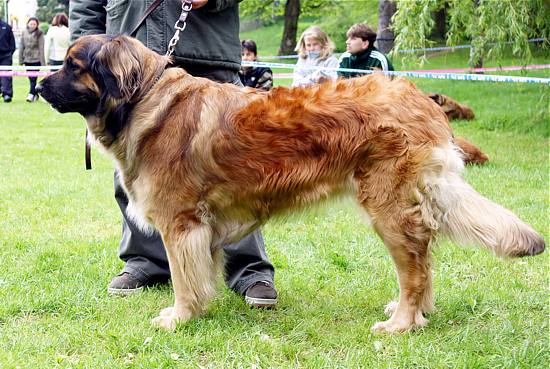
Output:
[0, 46, 548, 367]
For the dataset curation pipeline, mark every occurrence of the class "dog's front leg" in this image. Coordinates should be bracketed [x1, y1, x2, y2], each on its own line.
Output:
[151, 223, 219, 331]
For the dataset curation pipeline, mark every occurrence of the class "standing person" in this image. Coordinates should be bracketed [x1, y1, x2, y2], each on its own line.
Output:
[45, 13, 70, 66]
[292, 26, 339, 87]
[338, 23, 394, 79]
[70, 0, 278, 307]
[239, 39, 273, 91]
[19, 17, 45, 102]
[0, 18, 16, 103]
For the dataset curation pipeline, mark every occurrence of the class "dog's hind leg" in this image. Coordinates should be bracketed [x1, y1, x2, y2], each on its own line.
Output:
[151, 218, 220, 331]
[365, 202, 434, 334]
[356, 161, 435, 334]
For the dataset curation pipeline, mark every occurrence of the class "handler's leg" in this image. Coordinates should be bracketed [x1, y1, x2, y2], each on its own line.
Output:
[224, 231, 277, 307]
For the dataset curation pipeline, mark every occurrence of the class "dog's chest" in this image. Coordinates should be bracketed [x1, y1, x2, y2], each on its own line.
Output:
[122, 175, 156, 234]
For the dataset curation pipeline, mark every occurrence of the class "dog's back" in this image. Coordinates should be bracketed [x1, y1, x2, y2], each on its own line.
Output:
[209, 75, 451, 213]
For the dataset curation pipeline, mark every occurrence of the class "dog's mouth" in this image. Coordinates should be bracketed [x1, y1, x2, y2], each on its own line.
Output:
[38, 86, 97, 115]
[37, 91, 66, 112]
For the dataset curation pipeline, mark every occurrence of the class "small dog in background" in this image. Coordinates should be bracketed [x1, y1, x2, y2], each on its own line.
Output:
[453, 136, 490, 165]
[428, 93, 475, 120]
[428, 93, 489, 165]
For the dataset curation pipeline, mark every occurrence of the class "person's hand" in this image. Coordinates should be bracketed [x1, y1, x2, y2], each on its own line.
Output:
[192, 0, 208, 8]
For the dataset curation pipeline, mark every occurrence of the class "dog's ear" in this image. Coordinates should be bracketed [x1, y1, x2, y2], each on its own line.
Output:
[92, 36, 145, 102]
[92, 58, 123, 99]
[427, 93, 443, 106]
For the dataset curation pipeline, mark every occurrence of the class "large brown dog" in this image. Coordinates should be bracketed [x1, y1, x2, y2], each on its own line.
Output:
[37, 35, 545, 333]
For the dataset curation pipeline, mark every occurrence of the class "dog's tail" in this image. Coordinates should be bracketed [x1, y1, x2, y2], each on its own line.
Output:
[420, 145, 545, 257]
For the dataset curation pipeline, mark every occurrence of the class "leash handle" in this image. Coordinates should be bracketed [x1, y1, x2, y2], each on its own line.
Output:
[85, 129, 92, 170]
[166, 0, 193, 57]
[130, 0, 165, 37]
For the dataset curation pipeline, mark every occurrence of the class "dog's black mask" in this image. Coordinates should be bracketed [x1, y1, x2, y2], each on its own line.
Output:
[38, 35, 119, 116]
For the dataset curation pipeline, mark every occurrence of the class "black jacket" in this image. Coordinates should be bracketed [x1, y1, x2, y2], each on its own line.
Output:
[0, 20, 16, 58]
[69, 0, 242, 72]
[239, 66, 273, 91]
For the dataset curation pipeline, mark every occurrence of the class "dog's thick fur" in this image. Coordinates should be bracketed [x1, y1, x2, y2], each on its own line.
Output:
[38, 35, 545, 333]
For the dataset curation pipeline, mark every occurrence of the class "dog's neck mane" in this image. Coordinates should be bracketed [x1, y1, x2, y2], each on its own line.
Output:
[90, 59, 169, 148]
[85, 58, 170, 198]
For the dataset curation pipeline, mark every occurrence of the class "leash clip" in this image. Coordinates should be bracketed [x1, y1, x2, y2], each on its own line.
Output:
[166, 0, 193, 56]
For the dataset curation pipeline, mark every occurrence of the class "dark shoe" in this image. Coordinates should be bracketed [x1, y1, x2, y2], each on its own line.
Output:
[245, 281, 278, 308]
[107, 272, 146, 296]
[3, 95, 12, 103]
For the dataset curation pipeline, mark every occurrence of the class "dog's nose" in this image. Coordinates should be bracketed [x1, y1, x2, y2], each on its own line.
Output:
[35, 83, 43, 94]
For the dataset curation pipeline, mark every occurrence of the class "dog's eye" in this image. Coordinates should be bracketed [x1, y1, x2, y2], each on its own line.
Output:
[65, 58, 80, 71]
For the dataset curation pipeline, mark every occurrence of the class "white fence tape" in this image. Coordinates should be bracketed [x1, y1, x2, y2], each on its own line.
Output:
[243, 61, 550, 84]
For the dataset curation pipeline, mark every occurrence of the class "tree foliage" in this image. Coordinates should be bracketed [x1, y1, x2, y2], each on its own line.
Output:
[240, 0, 335, 22]
[391, 0, 550, 67]
[36, 0, 68, 24]
[240, 0, 378, 53]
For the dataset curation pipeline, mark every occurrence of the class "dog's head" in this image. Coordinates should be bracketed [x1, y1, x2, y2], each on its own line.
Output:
[38, 35, 169, 116]
[427, 93, 445, 107]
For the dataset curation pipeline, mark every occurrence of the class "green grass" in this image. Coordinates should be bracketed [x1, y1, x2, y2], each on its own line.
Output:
[0, 48, 549, 367]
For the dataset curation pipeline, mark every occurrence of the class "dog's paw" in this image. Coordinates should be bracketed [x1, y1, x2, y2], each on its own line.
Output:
[384, 301, 398, 317]
[371, 313, 428, 334]
[151, 315, 178, 331]
[371, 320, 413, 334]
[151, 306, 193, 331]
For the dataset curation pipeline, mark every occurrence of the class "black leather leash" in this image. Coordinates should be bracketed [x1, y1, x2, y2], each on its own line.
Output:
[85, 129, 91, 170]
[130, 0, 166, 37]
[85, 0, 193, 170]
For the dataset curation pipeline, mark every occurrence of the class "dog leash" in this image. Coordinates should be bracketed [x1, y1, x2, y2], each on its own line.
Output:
[129, 0, 192, 55]
[85, 0, 192, 170]
[166, 0, 193, 56]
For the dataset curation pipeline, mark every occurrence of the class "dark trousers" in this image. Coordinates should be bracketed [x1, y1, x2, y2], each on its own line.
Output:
[24, 62, 41, 95]
[0, 54, 13, 98]
[115, 67, 275, 294]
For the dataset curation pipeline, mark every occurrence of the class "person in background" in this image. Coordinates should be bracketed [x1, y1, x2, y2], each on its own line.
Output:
[70, 0, 278, 307]
[338, 23, 394, 79]
[292, 26, 339, 87]
[45, 13, 70, 66]
[0, 18, 16, 103]
[19, 17, 45, 102]
[239, 39, 273, 91]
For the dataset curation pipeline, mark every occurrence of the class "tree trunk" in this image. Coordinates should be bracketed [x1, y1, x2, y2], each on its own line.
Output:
[377, 0, 396, 53]
[431, 7, 446, 41]
[278, 0, 301, 55]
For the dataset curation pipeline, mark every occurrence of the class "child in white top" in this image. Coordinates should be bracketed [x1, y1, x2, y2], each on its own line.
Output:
[292, 26, 339, 87]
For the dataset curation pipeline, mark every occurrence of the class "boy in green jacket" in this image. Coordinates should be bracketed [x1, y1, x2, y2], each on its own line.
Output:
[338, 23, 394, 79]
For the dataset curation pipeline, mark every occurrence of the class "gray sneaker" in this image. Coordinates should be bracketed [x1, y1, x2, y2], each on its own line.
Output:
[244, 281, 278, 308]
[107, 272, 145, 296]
